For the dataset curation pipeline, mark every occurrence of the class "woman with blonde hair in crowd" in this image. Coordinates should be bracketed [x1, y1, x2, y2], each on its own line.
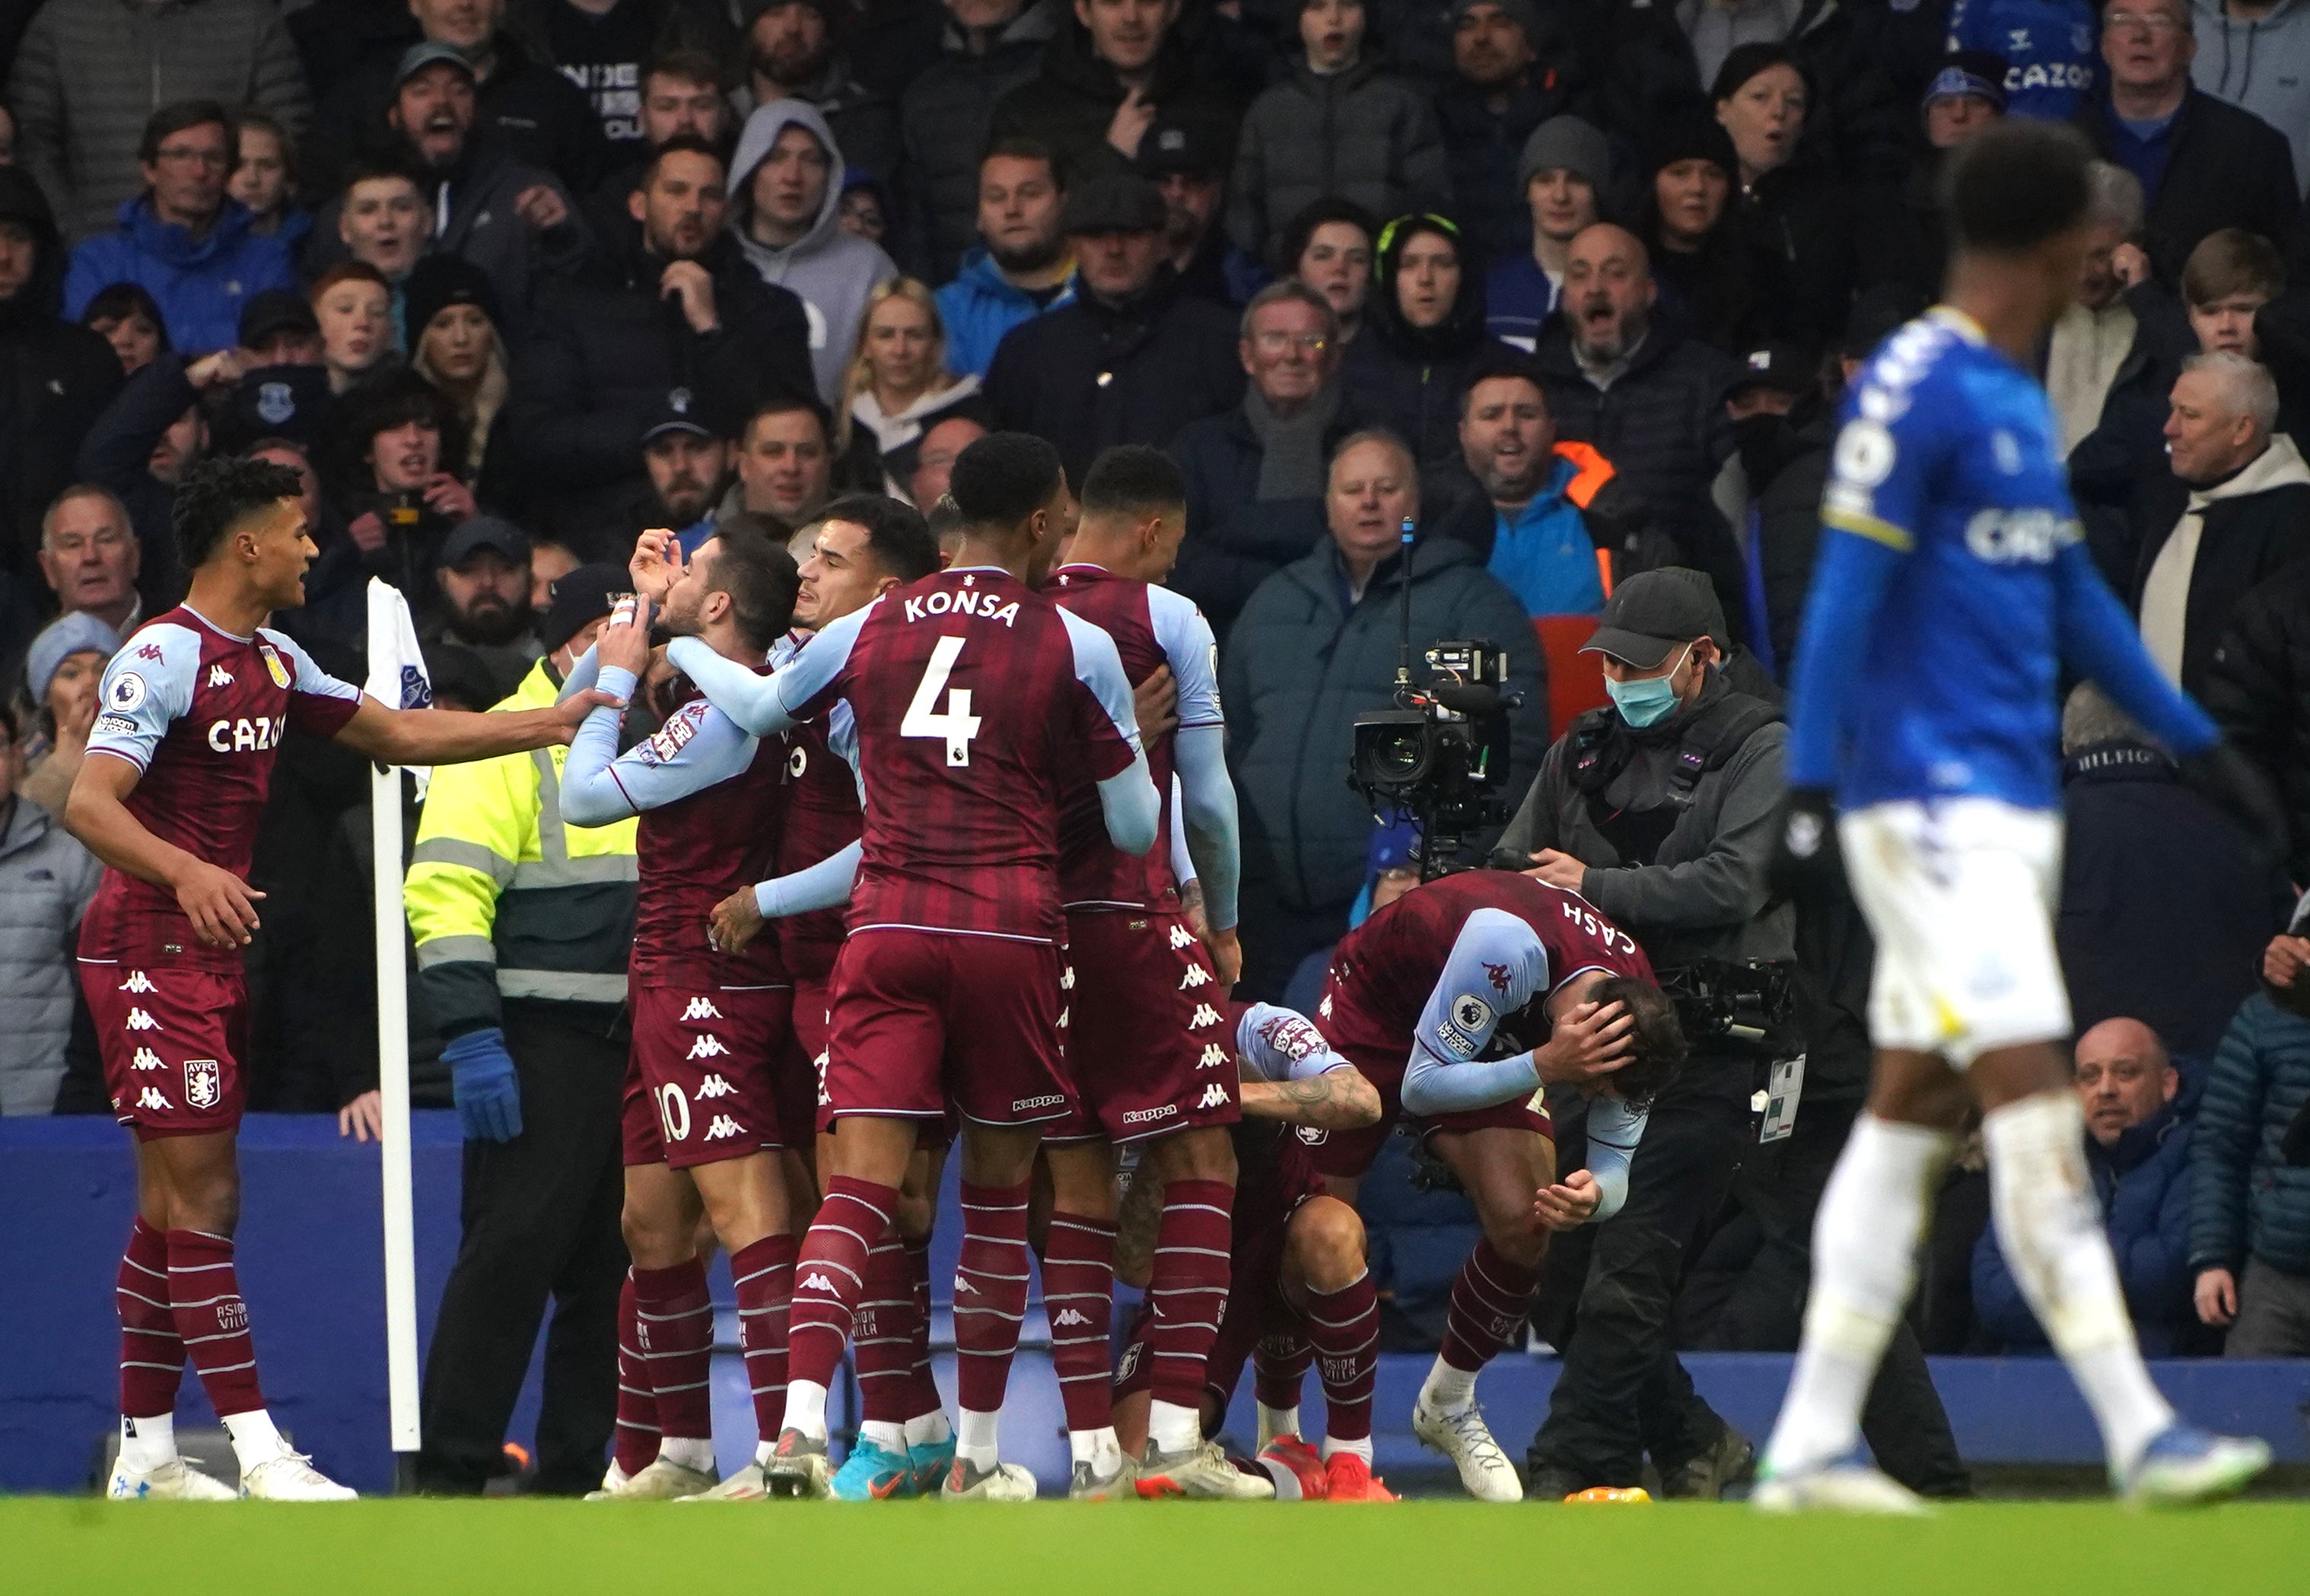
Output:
[842, 278, 986, 504]
[407, 254, 517, 506]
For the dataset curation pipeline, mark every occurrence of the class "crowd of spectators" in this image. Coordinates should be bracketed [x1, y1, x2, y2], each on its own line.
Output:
[2, 0, 2309, 1365]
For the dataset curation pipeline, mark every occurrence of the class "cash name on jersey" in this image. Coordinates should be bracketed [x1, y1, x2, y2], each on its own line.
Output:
[903, 589, 1020, 628]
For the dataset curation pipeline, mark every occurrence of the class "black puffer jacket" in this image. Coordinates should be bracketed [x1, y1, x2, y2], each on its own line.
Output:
[0, 167, 121, 580]
[1226, 59, 1449, 265]
[2206, 555, 2310, 883]
[988, 15, 1239, 186]
[509, 221, 813, 542]
[1745, 396, 1834, 677]
[1735, 158, 1855, 346]
[1531, 314, 1742, 618]
[897, 0, 1058, 281]
[1340, 214, 1510, 469]
[983, 265, 1244, 491]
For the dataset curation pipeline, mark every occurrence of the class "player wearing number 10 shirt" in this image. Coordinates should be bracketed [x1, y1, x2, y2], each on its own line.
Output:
[667, 434, 1161, 1501]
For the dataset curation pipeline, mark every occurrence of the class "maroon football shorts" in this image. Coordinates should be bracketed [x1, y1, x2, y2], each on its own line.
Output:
[822, 928, 1074, 1128]
[629, 980, 794, 1167]
[620, 1055, 663, 1167]
[82, 959, 246, 1140]
[1049, 909, 1239, 1143]
[1114, 1142, 1329, 1410]
[1296, 988, 1553, 1181]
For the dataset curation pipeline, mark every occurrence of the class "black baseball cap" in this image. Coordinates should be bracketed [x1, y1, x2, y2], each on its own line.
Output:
[641, 385, 731, 445]
[238, 289, 318, 349]
[539, 562, 628, 654]
[1136, 115, 1227, 180]
[1582, 568, 1724, 669]
[1061, 172, 1167, 235]
[1723, 341, 1816, 404]
[438, 513, 531, 569]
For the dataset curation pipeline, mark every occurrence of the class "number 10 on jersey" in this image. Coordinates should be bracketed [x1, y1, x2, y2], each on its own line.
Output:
[902, 635, 983, 767]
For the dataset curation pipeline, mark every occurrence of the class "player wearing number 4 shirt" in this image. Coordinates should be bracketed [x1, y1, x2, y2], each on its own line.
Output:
[68, 459, 619, 1503]
[1311, 870, 1686, 1502]
[555, 527, 807, 1502]
[668, 434, 1161, 1501]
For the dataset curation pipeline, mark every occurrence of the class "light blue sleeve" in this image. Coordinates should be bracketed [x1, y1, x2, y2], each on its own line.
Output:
[2052, 539, 2219, 757]
[1399, 908, 1554, 1116]
[1173, 724, 1239, 930]
[1235, 1001, 1354, 1082]
[1169, 775, 1196, 889]
[85, 624, 202, 772]
[559, 666, 762, 825]
[555, 644, 601, 704]
[1058, 608, 1159, 857]
[755, 839, 863, 917]
[1150, 589, 1224, 732]
[667, 601, 867, 736]
[1581, 1095, 1650, 1224]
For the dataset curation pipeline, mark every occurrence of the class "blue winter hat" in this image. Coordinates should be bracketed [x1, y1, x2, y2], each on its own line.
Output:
[27, 611, 121, 705]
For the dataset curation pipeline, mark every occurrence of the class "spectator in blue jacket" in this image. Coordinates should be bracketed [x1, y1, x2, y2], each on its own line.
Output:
[2190, 934, 2310, 1355]
[1945, 0, 2099, 120]
[1974, 1017, 2200, 1354]
[62, 100, 296, 357]
[935, 136, 1075, 379]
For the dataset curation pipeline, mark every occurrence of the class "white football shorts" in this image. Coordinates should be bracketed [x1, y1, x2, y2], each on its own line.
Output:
[1838, 797, 2070, 1067]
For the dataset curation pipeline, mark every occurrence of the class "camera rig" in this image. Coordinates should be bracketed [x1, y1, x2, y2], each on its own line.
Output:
[1655, 960, 1799, 1057]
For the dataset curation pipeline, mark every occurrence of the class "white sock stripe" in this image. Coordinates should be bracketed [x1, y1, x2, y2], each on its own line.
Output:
[654, 1379, 712, 1394]
[122, 1326, 180, 1340]
[121, 1359, 183, 1372]
[827, 1194, 896, 1222]
[123, 1258, 167, 1282]
[952, 1306, 1026, 1324]
[731, 1264, 792, 1286]
[1042, 1290, 1111, 1301]
[167, 1261, 235, 1274]
[1047, 1218, 1118, 1237]
[816, 1221, 879, 1251]
[634, 1305, 713, 1323]
[1152, 1323, 1220, 1337]
[747, 1385, 788, 1397]
[198, 1359, 256, 1375]
[960, 1200, 1029, 1213]
[956, 1269, 1030, 1283]
[169, 1293, 240, 1310]
[116, 1288, 170, 1311]
[183, 1229, 232, 1243]
[1305, 1308, 1371, 1329]
[818, 1258, 863, 1286]
[180, 1330, 250, 1347]
[854, 1336, 912, 1347]
[1056, 1371, 1109, 1382]
[1048, 1334, 1106, 1346]
[1153, 1245, 1233, 1260]
[1161, 1203, 1233, 1219]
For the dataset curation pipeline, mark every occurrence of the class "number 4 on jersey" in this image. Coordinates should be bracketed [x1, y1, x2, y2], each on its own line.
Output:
[902, 634, 983, 767]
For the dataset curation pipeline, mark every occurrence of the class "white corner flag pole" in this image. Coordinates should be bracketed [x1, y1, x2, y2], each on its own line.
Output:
[364, 578, 431, 1473]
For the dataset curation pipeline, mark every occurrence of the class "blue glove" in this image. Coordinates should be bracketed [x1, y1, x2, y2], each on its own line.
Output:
[443, 1027, 522, 1143]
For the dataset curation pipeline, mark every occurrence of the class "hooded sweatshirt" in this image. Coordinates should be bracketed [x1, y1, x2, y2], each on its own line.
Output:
[730, 101, 899, 406]
[2193, 0, 2310, 191]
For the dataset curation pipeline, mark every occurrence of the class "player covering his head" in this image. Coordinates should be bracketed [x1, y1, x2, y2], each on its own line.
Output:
[552, 527, 810, 1501]
[667, 434, 1161, 1499]
[1761, 121, 2283, 1512]
[72, 457, 619, 1501]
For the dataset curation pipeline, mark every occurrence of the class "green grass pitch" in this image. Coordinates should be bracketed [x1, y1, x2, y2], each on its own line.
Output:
[5, 1499, 2304, 1595]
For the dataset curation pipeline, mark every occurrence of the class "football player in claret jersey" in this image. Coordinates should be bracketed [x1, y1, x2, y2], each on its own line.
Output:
[668, 434, 1161, 1499]
[555, 526, 807, 1501]
[1309, 870, 1684, 1501]
[1760, 122, 2283, 1512]
[69, 457, 619, 1501]
[1039, 447, 1262, 1499]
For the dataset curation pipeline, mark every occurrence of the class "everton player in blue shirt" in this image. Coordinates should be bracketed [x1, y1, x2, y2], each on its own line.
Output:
[1758, 122, 2283, 1512]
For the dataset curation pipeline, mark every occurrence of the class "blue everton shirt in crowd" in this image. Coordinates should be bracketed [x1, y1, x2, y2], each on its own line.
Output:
[1946, 0, 2101, 121]
[1785, 307, 2216, 812]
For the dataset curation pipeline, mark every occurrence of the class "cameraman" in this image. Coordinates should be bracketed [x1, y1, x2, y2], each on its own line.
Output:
[1496, 568, 1786, 1499]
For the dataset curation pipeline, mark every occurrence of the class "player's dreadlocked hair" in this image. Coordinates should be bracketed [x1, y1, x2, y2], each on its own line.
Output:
[948, 431, 1064, 530]
[1589, 976, 1688, 1108]
[818, 492, 940, 582]
[702, 520, 800, 650]
[173, 456, 307, 569]
[1080, 445, 1184, 520]
[1942, 120, 2093, 255]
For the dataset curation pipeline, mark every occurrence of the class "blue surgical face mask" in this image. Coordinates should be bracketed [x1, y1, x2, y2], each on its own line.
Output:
[1605, 643, 1692, 728]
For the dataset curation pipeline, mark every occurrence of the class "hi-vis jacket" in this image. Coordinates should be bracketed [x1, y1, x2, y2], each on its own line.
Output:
[404, 658, 637, 1039]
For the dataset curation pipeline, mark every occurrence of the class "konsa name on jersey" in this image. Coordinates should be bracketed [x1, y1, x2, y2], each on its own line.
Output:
[902, 587, 1020, 628]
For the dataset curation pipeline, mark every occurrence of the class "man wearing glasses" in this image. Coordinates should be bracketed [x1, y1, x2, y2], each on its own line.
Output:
[1170, 279, 1357, 633]
[2084, 0, 2297, 284]
[64, 101, 298, 357]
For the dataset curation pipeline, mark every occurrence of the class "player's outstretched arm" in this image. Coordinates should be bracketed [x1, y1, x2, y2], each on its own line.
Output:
[66, 755, 265, 949]
[336, 687, 625, 767]
[754, 840, 863, 918]
[664, 603, 862, 738]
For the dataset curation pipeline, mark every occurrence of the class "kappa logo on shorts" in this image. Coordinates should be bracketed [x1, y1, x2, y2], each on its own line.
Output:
[125, 1009, 158, 1032]
[1013, 1093, 1066, 1112]
[697, 1073, 735, 1098]
[1168, 924, 1196, 951]
[1115, 1343, 1142, 1382]
[1060, 966, 1076, 990]
[1319, 994, 1333, 1020]
[1052, 1308, 1092, 1327]
[119, 970, 156, 994]
[1058, 1006, 1069, 1028]
[183, 1059, 221, 1111]
[1196, 1083, 1230, 1109]
[1198, 1044, 1230, 1070]
[703, 1114, 743, 1140]
[1189, 1003, 1223, 1029]
[135, 1086, 173, 1112]
[131, 1047, 164, 1071]
[1179, 965, 1211, 990]
[687, 1034, 730, 1060]
[1122, 1105, 1176, 1124]
[682, 996, 723, 1022]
